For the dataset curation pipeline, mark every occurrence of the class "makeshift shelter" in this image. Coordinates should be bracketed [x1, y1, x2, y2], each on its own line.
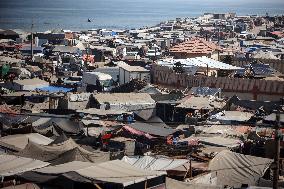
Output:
[127, 122, 175, 137]
[2, 183, 40, 189]
[22, 160, 166, 188]
[0, 154, 49, 177]
[210, 111, 253, 124]
[32, 117, 83, 135]
[17, 138, 110, 164]
[166, 177, 223, 189]
[201, 125, 244, 137]
[177, 96, 226, 110]
[75, 160, 166, 188]
[179, 136, 242, 148]
[0, 133, 53, 152]
[93, 93, 156, 120]
[207, 150, 273, 187]
[122, 156, 189, 171]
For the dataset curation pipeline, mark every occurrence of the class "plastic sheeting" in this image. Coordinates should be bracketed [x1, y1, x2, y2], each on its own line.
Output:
[17, 138, 110, 164]
[158, 56, 242, 70]
[0, 133, 53, 151]
[208, 150, 273, 187]
[0, 154, 49, 177]
[22, 160, 166, 187]
[201, 125, 244, 137]
[122, 156, 189, 171]
[75, 160, 166, 187]
[128, 122, 175, 137]
[122, 125, 155, 139]
[180, 136, 242, 148]
[167, 177, 223, 189]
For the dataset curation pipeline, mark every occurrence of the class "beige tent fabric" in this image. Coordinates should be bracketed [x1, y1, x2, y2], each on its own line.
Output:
[0, 133, 53, 151]
[166, 177, 223, 189]
[76, 160, 166, 187]
[35, 161, 94, 174]
[122, 156, 189, 171]
[0, 154, 49, 177]
[2, 183, 40, 189]
[208, 150, 273, 187]
[16, 138, 109, 163]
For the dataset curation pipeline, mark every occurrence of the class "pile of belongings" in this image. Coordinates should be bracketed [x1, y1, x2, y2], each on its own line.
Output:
[111, 79, 147, 93]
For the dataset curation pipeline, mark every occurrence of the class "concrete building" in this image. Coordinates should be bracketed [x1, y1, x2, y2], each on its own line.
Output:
[118, 62, 150, 85]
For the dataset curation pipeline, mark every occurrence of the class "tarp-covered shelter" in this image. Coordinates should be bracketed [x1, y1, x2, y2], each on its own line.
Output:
[122, 156, 189, 171]
[32, 117, 83, 135]
[207, 150, 273, 187]
[127, 122, 175, 137]
[0, 154, 49, 177]
[22, 160, 166, 188]
[210, 111, 253, 124]
[179, 136, 242, 148]
[75, 160, 166, 187]
[166, 177, 224, 189]
[177, 96, 226, 110]
[16, 138, 110, 164]
[0, 133, 53, 152]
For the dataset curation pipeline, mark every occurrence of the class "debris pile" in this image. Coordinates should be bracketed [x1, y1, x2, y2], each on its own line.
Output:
[111, 79, 147, 93]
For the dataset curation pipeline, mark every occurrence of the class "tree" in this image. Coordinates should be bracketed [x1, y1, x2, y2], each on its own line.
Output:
[222, 55, 233, 65]
[173, 62, 184, 73]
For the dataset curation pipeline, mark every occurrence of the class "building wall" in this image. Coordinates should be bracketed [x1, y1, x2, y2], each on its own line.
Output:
[232, 58, 284, 74]
[152, 64, 284, 101]
[170, 52, 209, 59]
[119, 68, 150, 84]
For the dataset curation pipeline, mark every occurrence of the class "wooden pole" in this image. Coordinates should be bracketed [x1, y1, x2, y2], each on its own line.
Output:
[31, 20, 34, 61]
[273, 112, 281, 189]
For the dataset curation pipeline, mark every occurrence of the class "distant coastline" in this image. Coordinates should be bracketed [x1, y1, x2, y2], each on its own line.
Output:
[0, 0, 284, 32]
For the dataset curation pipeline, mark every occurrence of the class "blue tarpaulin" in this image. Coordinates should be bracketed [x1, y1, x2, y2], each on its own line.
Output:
[36, 86, 73, 93]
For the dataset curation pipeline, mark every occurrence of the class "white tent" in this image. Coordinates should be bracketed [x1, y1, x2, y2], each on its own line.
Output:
[122, 156, 189, 171]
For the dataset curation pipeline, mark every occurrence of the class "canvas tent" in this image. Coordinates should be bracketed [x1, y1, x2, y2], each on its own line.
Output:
[0, 154, 49, 177]
[122, 156, 189, 171]
[75, 160, 166, 187]
[207, 150, 273, 187]
[0, 133, 53, 152]
[22, 160, 166, 188]
[16, 138, 110, 164]
[32, 117, 83, 135]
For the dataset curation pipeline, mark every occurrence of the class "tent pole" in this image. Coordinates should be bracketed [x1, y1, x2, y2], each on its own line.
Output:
[273, 112, 281, 189]
[94, 184, 102, 189]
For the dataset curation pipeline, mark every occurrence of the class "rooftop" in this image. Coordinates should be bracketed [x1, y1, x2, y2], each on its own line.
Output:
[170, 38, 219, 54]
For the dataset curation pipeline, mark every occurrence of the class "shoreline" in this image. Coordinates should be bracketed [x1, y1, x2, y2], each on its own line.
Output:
[1, 12, 284, 33]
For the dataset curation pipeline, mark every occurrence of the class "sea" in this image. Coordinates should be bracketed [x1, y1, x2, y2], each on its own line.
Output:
[0, 0, 284, 32]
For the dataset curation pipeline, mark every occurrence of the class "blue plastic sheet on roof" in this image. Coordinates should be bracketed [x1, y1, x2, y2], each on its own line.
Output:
[245, 47, 258, 53]
[36, 86, 73, 93]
